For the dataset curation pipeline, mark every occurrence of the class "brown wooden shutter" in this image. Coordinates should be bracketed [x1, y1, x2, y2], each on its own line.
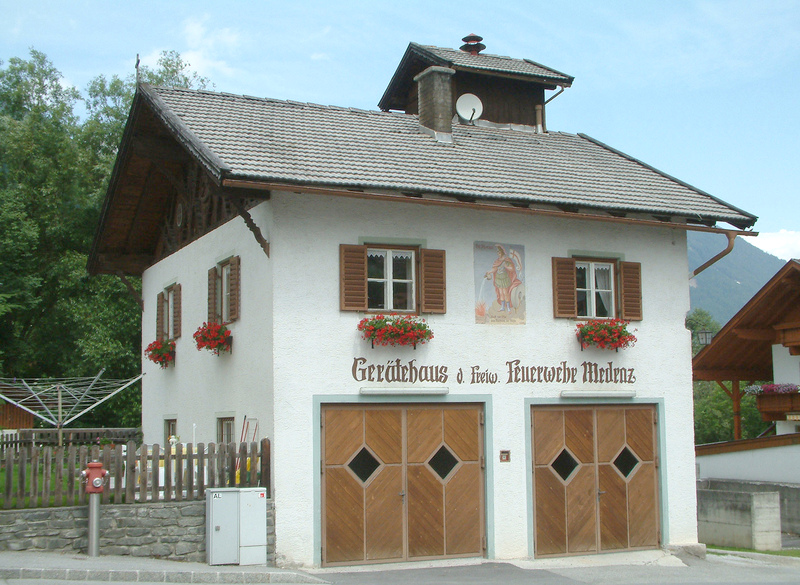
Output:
[208, 267, 218, 322]
[172, 284, 182, 338]
[552, 257, 577, 318]
[156, 292, 165, 340]
[340, 244, 368, 311]
[420, 248, 446, 314]
[228, 256, 241, 322]
[619, 261, 643, 321]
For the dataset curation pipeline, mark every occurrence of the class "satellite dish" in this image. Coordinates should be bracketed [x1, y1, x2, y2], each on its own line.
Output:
[456, 93, 483, 123]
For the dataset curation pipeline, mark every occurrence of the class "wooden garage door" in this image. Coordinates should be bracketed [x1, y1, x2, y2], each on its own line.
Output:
[322, 404, 485, 566]
[531, 405, 659, 557]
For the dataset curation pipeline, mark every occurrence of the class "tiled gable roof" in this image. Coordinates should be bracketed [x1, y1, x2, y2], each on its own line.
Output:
[146, 84, 756, 229]
[414, 44, 574, 85]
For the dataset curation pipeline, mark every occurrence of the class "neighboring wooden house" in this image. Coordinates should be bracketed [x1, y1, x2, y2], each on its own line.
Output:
[89, 38, 757, 567]
[693, 259, 800, 437]
[694, 259, 800, 485]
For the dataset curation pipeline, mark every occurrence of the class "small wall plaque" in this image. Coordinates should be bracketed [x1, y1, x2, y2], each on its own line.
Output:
[499, 450, 511, 462]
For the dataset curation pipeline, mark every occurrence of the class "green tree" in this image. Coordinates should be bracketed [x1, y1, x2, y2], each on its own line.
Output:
[0, 49, 210, 428]
[686, 308, 768, 443]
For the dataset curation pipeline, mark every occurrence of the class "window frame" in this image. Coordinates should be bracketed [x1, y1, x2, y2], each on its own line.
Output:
[575, 259, 616, 319]
[340, 244, 446, 315]
[217, 417, 235, 445]
[208, 256, 240, 324]
[552, 256, 642, 321]
[156, 283, 181, 341]
[164, 419, 177, 446]
[366, 245, 418, 313]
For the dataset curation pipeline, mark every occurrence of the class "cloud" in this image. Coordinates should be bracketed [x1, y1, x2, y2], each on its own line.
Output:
[176, 16, 242, 79]
[310, 53, 331, 61]
[748, 230, 800, 261]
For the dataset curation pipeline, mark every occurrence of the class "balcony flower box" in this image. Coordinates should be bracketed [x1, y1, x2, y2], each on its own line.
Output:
[357, 314, 433, 348]
[144, 339, 176, 369]
[745, 384, 800, 421]
[576, 318, 636, 351]
[193, 322, 232, 355]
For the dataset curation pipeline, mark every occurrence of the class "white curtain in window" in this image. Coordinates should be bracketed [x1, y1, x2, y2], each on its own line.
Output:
[594, 265, 612, 317]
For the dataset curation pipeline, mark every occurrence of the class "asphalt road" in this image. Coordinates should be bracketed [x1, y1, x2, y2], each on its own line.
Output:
[1, 550, 798, 585]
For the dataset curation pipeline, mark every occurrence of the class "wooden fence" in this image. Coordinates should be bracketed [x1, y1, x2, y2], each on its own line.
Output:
[1, 439, 271, 509]
[0, 428, 142, 451]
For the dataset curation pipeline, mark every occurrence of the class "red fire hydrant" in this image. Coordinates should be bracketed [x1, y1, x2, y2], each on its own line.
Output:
[82, 461, 108, 494]
[81, 461, 107, 556]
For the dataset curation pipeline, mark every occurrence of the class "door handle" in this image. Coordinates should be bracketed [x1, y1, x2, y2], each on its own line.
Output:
[399, 491, 405, 498]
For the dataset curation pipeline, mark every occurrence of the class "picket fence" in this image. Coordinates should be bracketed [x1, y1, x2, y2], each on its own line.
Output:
[1, 439, 271, 509]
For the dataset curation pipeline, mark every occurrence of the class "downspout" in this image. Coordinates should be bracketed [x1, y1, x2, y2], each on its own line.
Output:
[691, 230, 738, 278]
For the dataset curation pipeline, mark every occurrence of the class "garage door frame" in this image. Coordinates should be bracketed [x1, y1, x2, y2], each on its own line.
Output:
[314, 396, 492, 567]
[525, 398, 666, 559]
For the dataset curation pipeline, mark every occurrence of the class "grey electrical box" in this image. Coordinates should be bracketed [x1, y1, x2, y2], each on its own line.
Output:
[239, 488, 268, 565]
[207, 488, 239, 565]
[206, 487, 268, 566]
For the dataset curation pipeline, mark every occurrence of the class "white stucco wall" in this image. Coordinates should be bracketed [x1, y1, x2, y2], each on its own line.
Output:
[141, 203, 274, 447]
[773, 344, 800, 385]
[263, 191, 697, 566]
[696, 444, 800, 484]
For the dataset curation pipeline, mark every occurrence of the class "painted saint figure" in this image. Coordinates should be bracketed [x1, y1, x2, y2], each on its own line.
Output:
[485, 245, 522, 312]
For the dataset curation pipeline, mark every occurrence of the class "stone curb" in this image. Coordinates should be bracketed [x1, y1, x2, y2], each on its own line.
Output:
[0, 566, 328, 584]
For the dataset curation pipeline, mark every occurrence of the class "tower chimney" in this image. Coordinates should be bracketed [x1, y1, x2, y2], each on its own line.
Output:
[413, 66, 455, 137]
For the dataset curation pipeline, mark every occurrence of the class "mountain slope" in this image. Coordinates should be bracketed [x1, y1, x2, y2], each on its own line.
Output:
[687, 231, 786, 325]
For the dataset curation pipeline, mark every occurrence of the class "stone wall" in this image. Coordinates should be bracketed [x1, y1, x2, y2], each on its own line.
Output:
[696, 488, 782, 551]
[0, 500, 275, 564]
[698, 478, 800, 534]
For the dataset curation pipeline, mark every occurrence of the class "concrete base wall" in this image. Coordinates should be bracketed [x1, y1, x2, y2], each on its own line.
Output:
[697, 488, 781, 551]
[0, 500, 275, 564]
[698, 479, 800, 534]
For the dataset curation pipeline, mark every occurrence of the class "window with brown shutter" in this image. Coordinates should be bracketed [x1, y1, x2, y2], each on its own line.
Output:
[156, 284, 182, 340]
[552, 257, 642, 321]
[340, 244, 446, 314]
[207, 256, 241, 324]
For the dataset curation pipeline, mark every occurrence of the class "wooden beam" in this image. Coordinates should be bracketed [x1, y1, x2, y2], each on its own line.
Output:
[715, 381, 732, 399]
[93, 253, 152, 275]
[694, 368, 771, 381]
[226, 196, 270, 257]
[733, 328, 777, 341]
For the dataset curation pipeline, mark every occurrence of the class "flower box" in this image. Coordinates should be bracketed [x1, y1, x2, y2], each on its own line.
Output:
[575, 318, 636, 351]
[193, 322, 233, 355]
[745, 384, 800, 421]
[357, 314, 433, 348]
[145, 339, 176, 369]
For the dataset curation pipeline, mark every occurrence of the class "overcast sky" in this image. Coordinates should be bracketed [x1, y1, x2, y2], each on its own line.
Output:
[2, 0, 798, 259]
